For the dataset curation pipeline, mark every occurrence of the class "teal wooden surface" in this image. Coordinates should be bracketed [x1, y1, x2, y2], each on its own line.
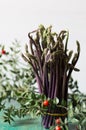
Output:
[0, 112, 48, 130]
[0, 112, 79, 130]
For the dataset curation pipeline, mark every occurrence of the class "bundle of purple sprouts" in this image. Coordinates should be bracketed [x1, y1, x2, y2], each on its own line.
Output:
[22, 25, 80, 128]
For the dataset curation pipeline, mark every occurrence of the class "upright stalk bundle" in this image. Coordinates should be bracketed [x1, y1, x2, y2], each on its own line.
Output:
[22, 25, 80, 128]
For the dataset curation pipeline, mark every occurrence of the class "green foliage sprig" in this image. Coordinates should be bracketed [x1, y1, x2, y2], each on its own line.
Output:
[68, 77, 86, 130]
[0, 41, 35, 123]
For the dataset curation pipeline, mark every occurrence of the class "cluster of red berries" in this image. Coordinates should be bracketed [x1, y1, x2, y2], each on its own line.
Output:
[1, 50, 6, 55]
[55, 118, 62, 130]
[43, 100, 62, 130]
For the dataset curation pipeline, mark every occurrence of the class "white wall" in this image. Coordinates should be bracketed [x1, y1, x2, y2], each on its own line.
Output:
[0, 0, 86, 93]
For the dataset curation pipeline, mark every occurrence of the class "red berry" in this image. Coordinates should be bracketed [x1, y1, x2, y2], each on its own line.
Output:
[55, 126, 62, 130]
[43, 100, 49, 106]
[1, 50, 6, 54]
[55, 118, 61, 124]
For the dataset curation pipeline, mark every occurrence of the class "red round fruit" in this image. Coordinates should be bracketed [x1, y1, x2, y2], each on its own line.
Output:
[55, 118, 61, 124]
[1, 50, 6, 54]
[55, 126, 62, 130]
[43, 100, 49, 106]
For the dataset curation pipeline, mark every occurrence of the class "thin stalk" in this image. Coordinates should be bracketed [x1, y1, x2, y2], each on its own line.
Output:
[54, 59, 59, 98]
[43, 63, 49, 96]
[22, 54, 43, 93]
[48, 61, 54, 98]
[51, 64, 56, 99]
[62, 67, 67, 100]
[28, 33, 43, 75]
[59, 56, 63, 101]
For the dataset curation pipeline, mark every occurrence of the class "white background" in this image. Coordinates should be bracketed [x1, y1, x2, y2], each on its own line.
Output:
[0, 0, 86, 93]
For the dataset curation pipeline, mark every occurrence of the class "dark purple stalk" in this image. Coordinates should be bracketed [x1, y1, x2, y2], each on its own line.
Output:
[43, 115, 50, 128]
[28, 33, 43, 78]
[54, 60, 59, 98]
[62, 68, 67, 100]
[35, 75, 43, 93]
[51, 65, 56, 99]
[42, 107, 54, 128]
[55, 58, 61, 101]
[26, 56, 43, 94]
[48, 61, 54, 98]
[58, 57, 63, 101]
[65, 44, 80, 102]
[29, 39, 34, 55]
[43, 63, 49, 96]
